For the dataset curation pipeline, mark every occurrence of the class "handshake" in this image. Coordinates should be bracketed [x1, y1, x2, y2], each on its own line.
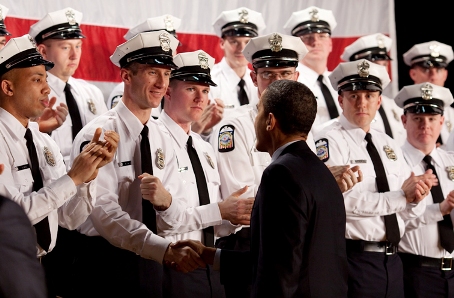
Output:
[163, 240, 217, 273]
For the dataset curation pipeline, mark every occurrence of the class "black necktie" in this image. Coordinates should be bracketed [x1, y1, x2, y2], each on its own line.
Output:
[377, 105, 393, 138]
[364, 133, 400, 245]
[140, 125, 157, 233]
[317, 75, 339, 119]
[237, 79, 249, 106]
[25, 128, 51, 251]
[187, 136, 214, 247]
[423, 155, 454, 252]
[64, 83, 83, 140]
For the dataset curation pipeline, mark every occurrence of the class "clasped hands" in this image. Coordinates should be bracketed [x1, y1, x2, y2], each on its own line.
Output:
[163, 239, 216, 273]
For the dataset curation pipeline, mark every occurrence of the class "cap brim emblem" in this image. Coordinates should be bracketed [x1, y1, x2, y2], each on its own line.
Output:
[310, 8, 320, 22]
[421, 83, 433, 100]
[357, 60, 370, 78]
[269, 33, 283, 52]
[159, 32, 171, 52]
[65, 9, 77, 26]
[239, 9, 249, 23]
[198, 52, 209, 69]
[429, 43, 441, 58]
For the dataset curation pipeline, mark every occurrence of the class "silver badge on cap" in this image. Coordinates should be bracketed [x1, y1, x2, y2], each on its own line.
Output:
[0, 7, 3, 21]
[204, 152, 215, 169]
[269, 33, 283, 52]
[357, 60, 370, 78]
[447, 166, 454, 181]
[159, 32, 171, 52]
[383, 145, 397, 161]
[238, 9, 249, 23]
[164, 15, 174, 32]
[429, 43, 441, 58]
[87, 99, 96, 115]
[155, 148, 165, 170]
[43, 146, 56, 166]
[310, 8, 320, 22]
[376, 35, 385, 49]
[420, 83, 433, 100]
[198, 52, 209, 69]
[65, 9, 76, 25]
[28, 35, 37, 49]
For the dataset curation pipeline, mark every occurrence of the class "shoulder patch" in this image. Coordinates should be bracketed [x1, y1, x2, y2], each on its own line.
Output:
[110, 95, 122, 109]
[315, 138, 329, 162]
[218, 125, 235, 152]
[80, 140, 90, 153]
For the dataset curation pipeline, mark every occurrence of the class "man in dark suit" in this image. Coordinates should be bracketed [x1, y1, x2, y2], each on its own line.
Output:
[172, 79, 348, 297]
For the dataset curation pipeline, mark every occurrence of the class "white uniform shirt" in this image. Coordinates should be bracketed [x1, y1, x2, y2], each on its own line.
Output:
[440, 106, 454, 149]
[107, 81, 161, 118]
[399, 142, 454, 258]
[0, 108, 96, 257]
[211, 104, 316, 207]
[159, 111, 238, 242]
[372, 95, 406, 147]
[296, 63, 342, 128]
[314, 114, 426, 241]
[47, 72, 108, 169]
[70, 100, 205, 263]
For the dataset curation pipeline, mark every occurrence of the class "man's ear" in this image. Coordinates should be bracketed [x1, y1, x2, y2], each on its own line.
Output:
[267, 113, 276, 131]
[36, 44, 47, 59]
[120, 68, 131, 85]
[1, 79, 13, 96]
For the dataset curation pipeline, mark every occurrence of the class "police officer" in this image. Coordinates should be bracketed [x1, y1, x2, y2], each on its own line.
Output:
[404, 41, 454, 148]
[395, 82, 454, 297]
[0, 34, 118, 296]
[0, 4, 11, 49]
[106, 14, 182, 116]
[159, 49, 254, 298]
[284, 6, 342, 129]
[340, 33, 406, 145]
[68, 31, 205, 298]
[314, 59, 436, 297]
[29, 7, 108, 170]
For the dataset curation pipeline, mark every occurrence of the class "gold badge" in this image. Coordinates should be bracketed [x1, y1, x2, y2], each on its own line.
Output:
[198, 52, 209, 69]
[357, 60, 370, 78]
[421, 83, 433, 100]
[164, 15, 174, 32]
[429, 43, 441, 58]
[446, 166, 454, 181]
[383, 145, 397, 161]
[309, 8, 319, 22]
[28, 35, 37, 49]
[87, 99, 96, 114]
[155, 148, 165, 169]
[204, 152, 215, 169]
[376, 34, 385, 49]
[65, 9, 76, 25]
[43, 146, 56, 166]
[269, 33, 283, 52]
[159, 32, 171, 52]
[238, 9, 249, 23]
[447, 121, 452, 132]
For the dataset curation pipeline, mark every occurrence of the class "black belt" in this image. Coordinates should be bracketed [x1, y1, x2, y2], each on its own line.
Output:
[399, 252, 453, 271]
[346, 239, 397, 255]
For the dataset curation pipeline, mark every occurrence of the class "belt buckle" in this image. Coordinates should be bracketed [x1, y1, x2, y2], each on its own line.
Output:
[441, 257, 453, 271]
[385, 242, 396, 255]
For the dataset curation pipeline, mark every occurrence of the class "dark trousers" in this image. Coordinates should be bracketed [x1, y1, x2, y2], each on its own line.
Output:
[347, 250, 404, 298]
[215, 227, 251, 298]
[399, 253, 454, 298]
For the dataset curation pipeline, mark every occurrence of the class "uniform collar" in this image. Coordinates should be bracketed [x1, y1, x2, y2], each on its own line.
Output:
[338, 113, 368, 146]
[402, 140, 440, 168]
[113, 99, 148, 140]
[219, 57, 250, 86]
[297, 62, 329, 85]
[159, 110, 190, 149]
[47, 72, 66, 97]
[0, 107, 28, 141]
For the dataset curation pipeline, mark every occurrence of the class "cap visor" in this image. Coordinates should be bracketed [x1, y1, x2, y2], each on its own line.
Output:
[172, 74, 217, 86]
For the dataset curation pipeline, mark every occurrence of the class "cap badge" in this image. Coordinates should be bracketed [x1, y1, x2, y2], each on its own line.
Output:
[357, 60, 370, 78]
[164, 15, 174, 32]
[155, 148, 165, 169]
[309, 8, 320, 22]
[0, 7, 3, 21]
[376, 35, 385, 49]
[268, 33, 283, 52]
[429, 43, 441, 58]
[65, 9, 76, 25]
[204, 152, 215, 169]
[447, 121, 452, 132]
[383, 145, 397, 161]
[420, 83, 433, 100]
[28, 35, 38, 50]
[159, 32, 171, 52]
[87, 99, 97, 115]
[198, 52, 209, 69]
[238, 9, 249, 23]
[43, 146, 56, 167]
[447, 166, 454, 181]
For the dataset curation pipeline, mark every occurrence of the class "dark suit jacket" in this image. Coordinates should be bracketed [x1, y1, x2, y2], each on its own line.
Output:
[0, 195, 47, 298]
[221, 141, 348, 298]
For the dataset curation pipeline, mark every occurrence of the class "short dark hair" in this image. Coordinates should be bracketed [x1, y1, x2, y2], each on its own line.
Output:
[261, 79, 317, 135]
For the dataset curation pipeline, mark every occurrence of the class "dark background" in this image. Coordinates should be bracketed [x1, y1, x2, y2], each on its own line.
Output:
[395, 1, 454, 93]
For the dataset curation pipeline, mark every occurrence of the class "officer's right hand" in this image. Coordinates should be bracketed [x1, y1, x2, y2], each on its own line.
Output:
[138, 173, 172, 210]
[401, 171, 437, 203]
[163, 240, 206, 273]
[218, 186, 255, 225]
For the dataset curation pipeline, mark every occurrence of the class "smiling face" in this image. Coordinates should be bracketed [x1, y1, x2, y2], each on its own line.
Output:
[338, 89, 382, 131]
[0, 65, 51, 126]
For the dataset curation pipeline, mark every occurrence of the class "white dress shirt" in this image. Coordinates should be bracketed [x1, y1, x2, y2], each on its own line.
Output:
[0, 108, 96, 257]
[314, 114, 426, 241]
[399, 141, 454, 258]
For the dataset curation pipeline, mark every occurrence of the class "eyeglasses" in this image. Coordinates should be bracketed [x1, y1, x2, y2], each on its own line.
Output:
[300, 32, 330, 44]
[256, 71, 295, 80]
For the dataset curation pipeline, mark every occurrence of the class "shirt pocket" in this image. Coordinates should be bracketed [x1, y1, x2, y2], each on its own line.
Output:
[114, 163, 135, 205]
[12, 168, 33, 193]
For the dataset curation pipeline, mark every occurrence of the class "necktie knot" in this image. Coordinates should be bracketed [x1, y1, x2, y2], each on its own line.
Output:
[141, 125, 149, 138]
[317, 75, 324, 84]
[187, 135, 193, 148]
[238, 79, 245, 88]
[423, 155, 433, 166]
[64, 83, 71, 92]
[365, 132, 373, 143]
[24, 128, 33, 142]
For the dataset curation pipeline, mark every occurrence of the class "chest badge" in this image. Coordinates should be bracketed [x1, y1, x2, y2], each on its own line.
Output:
[446, 166, 454, 181]
[204, 152, 215, 169]
[383, 145, 397, 161]
[87, 99, 97, 115]
[43, 146, 56, 166]
[155, 148, 165, 170]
